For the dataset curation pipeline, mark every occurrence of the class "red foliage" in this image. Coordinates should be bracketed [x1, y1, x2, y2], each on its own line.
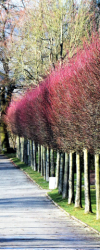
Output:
[6, 35, 100, 153]
[6, 85, 55, 147]
[23, 85, 56, 147]
[5, 100, 20, 136]
[43, 35, 100, 152]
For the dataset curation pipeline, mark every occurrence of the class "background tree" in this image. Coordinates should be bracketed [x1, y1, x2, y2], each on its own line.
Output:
[0, 0, 26, 150]
[10, 0, 96, 84]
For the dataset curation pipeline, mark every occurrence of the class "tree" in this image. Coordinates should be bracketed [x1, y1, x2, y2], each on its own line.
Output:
[67, 0, 95, 55]
[10, 0, 95, 83]
[89, 0, 100, 32]
[0, 0, 26, 150]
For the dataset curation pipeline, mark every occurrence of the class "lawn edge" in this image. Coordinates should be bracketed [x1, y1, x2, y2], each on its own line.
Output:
[8, 156, 100, 236]
[46, 193, 100, 235]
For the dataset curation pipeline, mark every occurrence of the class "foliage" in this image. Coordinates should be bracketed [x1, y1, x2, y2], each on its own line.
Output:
[40, 35, 100, 153]
[7, 0, 99, 84]
[5, 36, 100, 154]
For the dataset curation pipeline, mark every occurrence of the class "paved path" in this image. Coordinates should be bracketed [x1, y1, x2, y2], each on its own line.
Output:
[0, 155, 100, 250]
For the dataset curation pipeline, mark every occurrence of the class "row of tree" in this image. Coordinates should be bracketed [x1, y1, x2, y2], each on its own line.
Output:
[6, 36, 100, 219]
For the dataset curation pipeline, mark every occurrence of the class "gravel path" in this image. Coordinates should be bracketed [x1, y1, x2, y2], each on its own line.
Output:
[0, 155, 100, 250]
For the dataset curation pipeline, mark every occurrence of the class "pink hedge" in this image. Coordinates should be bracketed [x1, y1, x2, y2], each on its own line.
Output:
[6, 35, 100, 153]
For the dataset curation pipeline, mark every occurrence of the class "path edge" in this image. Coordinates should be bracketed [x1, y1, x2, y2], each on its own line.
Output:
[9, 156, 100, 236]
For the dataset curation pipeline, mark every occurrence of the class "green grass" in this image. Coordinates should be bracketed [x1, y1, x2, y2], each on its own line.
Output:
[6, 153, 100, 233]
[5, 152, 16, 158]
[48, 189, 100, 233]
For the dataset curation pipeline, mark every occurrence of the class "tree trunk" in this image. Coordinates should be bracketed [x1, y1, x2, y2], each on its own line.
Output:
[46, 146, 50, 182]
[27, 140, 30, 166]
[60, 9, 63, 64]
[33, 141, 36, 171]
[0, 126, 1, 153]
[16, 136, 19, 158]
[58, 152, 64, 195]
[20, 138, 22, 161]
[1, 87, 10, 152]
[30, 140, 33, 169]
[29, 140, 32, 166]
[18, 137, 21, 160]
[51, 148, 54, 177]
[43, 146, 46, 180]
[95, 154, 100, 220]
[23, 139, 28, 165]
[56, 150, 60, 188]
[75, 153, 82, 208]
[62, 152, 69, 199]
[84, 148, 92, 213]
[38, 144, 41, 172]
[1, 123, 10, 151]
[68, 152, 74, 204]
[41, 145, 43, 176]
[21, 137, 24, 162]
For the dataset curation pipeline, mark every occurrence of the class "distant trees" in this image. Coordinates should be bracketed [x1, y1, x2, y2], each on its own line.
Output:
[9, 0, 99, 84]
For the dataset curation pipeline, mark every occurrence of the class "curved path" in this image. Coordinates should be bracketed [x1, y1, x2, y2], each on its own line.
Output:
[0, 155, 100, 250]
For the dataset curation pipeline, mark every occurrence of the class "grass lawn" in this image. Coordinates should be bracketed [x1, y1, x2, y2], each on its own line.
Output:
[48, 189, 100, 233]
[6, 153, 100, 233]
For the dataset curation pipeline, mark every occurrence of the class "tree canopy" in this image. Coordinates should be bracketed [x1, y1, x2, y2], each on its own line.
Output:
[6, 36, 100, 154]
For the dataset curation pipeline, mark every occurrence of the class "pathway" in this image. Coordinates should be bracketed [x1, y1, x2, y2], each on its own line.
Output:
[0, 155, 100, 250]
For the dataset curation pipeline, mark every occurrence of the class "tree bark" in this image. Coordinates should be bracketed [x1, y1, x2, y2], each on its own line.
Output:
[21, 137, 24, 162]
[30, 140, 33, 169]
[43, 146, 46, 180]
[68, 152, 74, 204]
[95, 154, 100, 220]
[23, 139, 28, 165]
[41, 145, 43, 176]
[16, 136, 19, 158]
[62, 152, 69, 199]
[38, 144, 41, 172]
[75, 153, 82, 208]
[58, 152, 64, 195]
[56, 150, 60, 188]
[51, 148, 54, 177]
[33, 141, 36, 171]
[84, 148, 92, 213]
[46, 146, 50, 182]
[1, 87, 10, 151]
[18, 137, 21, 160]
[27, 140, 30, 166]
